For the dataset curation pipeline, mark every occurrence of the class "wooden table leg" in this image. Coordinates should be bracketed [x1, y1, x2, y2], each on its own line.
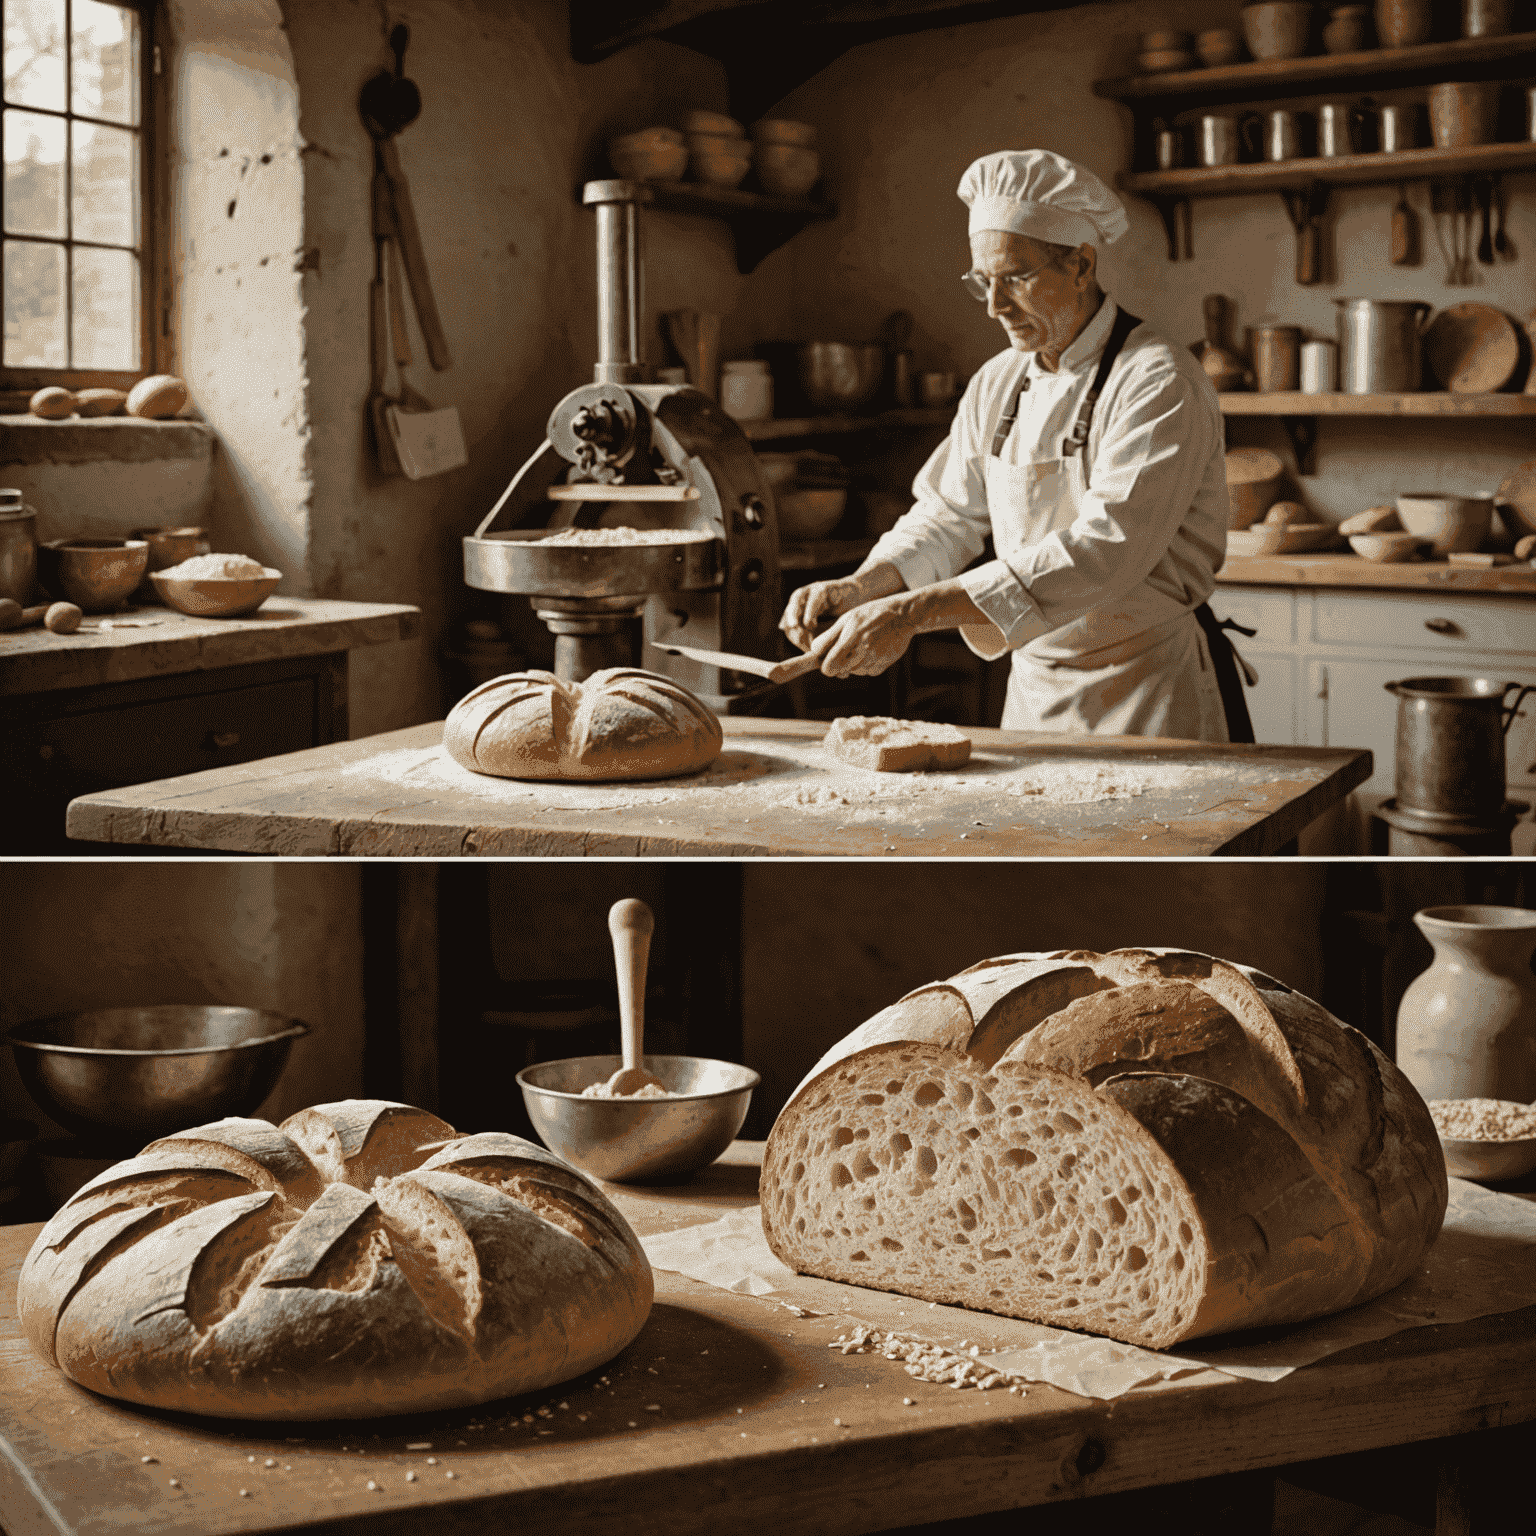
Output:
[1437, 1455, 1474, 1536]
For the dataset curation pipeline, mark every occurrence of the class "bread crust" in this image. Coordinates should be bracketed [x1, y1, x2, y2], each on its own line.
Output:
[18, 1101, 653, 1419]
[823, 716, 971, 772]
[761, 949, 1447, 1348]
[444, 668, 722, 782]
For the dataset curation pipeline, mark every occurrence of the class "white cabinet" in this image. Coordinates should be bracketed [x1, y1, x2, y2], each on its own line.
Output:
[1211, 582, 1536, 848]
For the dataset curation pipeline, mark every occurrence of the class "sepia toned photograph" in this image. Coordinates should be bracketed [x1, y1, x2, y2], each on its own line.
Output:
[2, 1, 1535, 1534]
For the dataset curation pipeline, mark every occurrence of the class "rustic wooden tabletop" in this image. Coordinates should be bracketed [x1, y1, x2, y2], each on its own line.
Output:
[62, 718, 1372, 857]
[0, 1143, 1532, 1536]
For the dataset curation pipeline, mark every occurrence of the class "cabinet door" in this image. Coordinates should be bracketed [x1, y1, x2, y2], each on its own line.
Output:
[1238, 648, 1297, 745]
[1305, 655, 1536, 798]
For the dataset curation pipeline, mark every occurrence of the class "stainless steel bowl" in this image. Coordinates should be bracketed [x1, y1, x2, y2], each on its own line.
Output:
[517, 1053, 758, 1183]
[5, 1006, 309, 1147]
[1440, 1134, 1536, 1182]
[797, 342, 885, 413]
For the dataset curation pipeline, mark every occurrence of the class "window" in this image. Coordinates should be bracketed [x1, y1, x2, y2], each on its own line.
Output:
[2, 0, 152, 390]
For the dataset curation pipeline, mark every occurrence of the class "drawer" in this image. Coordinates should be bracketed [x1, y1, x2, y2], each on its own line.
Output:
[1312, 590, 1536, 656]
[1210, 586, 1294, 645]
[6, 677, 317, 799]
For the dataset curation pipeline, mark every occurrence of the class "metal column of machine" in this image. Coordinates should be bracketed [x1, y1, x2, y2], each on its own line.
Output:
[462, 181, 782, 707]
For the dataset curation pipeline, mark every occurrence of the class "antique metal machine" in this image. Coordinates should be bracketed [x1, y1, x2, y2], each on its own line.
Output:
[462, 180, 781, 711]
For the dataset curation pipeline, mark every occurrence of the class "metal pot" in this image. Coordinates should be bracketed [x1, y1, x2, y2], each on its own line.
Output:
[0, 490, 37, 606]
[1385, 676, 1535, 820]
[1335, 297, 1430, 393]
[797, 342, 885, 413]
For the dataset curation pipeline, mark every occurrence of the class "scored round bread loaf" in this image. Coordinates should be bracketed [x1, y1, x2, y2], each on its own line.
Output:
[761, 949, 1446, 1350]
[443, 667, 722, 782]
[18, 1100, 653, 1419]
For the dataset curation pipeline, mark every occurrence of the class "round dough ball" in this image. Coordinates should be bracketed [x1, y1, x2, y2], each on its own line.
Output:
[1263, 501, 1308, 526]
[29, 387, 76, 420]
[126, 374, 190, 420]
[45, 602, 82, 634]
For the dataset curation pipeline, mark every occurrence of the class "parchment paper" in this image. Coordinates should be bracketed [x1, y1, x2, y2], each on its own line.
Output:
[640, 1180, 1536, 1400]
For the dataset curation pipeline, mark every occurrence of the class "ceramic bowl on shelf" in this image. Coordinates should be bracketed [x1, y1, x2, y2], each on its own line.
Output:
[754, 143, 820, 197]
[1396, 492, 1495, 555]
[687, 133, 752, 187]
[1349, 531, 1429, 562]
[777, 487, 849, 541]
[751, 118, 816, 148]
[37, 538, 149, 612]
[130, 525, 210, 573]
[1195, 28, 1246, 64]
[151, 566, 282, 617]
[608, 126, 687, 182]
[1241, 1, 1315, 60]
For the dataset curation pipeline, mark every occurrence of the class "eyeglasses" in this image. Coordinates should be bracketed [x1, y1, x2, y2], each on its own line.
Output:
[960, 262, 1053, 303]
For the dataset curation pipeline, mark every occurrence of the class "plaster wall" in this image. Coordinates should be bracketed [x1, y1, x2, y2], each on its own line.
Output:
[281, 0, 746, 736]
[2, 455, 212, 542]
[735, 1, 1536, 523]
[740, 861, 1329, 1130]
[0, 864, 365, 1140]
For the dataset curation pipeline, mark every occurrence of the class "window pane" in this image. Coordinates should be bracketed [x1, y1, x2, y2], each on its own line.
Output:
[3, 238, 66, 365]
[72, 119, 134, 245]
[72, 243, 137, 367]
[72, 1, 138, 127]
[4, 109, 66, 236]
[3, 0, 67, 112]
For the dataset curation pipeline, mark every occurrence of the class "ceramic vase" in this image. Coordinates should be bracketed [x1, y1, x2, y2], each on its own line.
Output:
[1374, 0, 1432, 47]
[1396, 905, 1536, 1104]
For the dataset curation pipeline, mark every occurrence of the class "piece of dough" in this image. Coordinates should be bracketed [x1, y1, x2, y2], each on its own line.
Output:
[824, 716, 971, 772]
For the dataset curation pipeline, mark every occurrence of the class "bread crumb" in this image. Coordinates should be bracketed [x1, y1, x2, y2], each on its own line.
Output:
[140, 1455, 156, 1464]
[903, 1397, 915, 1405]
[366, 1481, 378, 1491]
[240, 1489, 251, 1498]
[168, 1479, 179, 1488]
[264, 1458, 276, 1468]
[406, 1471, 417, 1482]
[445, 1471, 457, 1479]
[407, 1442, 431, 1450]
[426, 1458, 438, 1466]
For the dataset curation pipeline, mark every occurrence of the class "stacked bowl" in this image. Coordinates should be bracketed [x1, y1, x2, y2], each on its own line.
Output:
[685, 110, 752, 188]
[751, 118, 820, 198]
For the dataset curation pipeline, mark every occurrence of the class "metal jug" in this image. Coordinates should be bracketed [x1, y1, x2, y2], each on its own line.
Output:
[0, 489, 37, 606]
[1386, 676, 1535, 821]
[1335, 297, 1431, 393]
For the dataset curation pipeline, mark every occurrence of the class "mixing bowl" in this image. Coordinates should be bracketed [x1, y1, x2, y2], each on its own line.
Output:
[1396, 493, 1494, 556]
[798, 342, 884, 413]
[518, 1053, 758, 1183]
[37, 538, 148, 611]
[5, 1005, 309, 1147]
[150, 566, 282, 617]
[1439, 1134, 1536, 1182]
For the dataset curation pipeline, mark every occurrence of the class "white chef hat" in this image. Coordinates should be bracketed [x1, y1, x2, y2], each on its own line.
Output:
[958, 149, 1128, 247]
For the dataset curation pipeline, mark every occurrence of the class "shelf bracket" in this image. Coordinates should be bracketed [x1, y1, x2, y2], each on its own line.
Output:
[1280, 414, 1318, 476]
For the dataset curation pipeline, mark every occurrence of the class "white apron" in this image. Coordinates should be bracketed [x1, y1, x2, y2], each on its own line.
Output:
[981, 451, 1228, 740]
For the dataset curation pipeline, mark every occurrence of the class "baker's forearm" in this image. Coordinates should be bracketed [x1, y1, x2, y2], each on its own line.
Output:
[847, 560, 909, 602]
[883, 577, 989, 634]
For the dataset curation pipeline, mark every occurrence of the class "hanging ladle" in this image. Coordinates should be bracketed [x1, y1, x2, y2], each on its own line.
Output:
[359, 23, 422, 140]
[597, 900, 669, 1097]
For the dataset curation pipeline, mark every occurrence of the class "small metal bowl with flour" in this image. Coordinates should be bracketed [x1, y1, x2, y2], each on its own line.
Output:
[1430, 1097, 1536, 1182]
[517, 1054, 758, 1183]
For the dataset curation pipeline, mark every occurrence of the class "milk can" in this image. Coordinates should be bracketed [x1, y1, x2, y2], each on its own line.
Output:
[1385, 675, 1534, 820]
[1335, 298, 1430, 393]
[0, 489, 37, 606]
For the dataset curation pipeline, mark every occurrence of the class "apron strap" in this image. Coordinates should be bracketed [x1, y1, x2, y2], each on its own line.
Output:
[989, 369, 1031, 457]
[1194, 603, 1257, 744]
[1062, 305, 1142, 482]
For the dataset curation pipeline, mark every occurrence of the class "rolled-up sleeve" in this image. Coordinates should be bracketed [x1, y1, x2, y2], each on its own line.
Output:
[957, 364, 1217, 654]
[866, 374, 994, 592]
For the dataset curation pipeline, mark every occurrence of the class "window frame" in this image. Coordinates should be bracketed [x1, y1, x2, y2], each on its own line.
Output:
[1, 0, 158, 394]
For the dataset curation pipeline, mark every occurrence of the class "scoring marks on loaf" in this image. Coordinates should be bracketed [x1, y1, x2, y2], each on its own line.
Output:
[765, 1047, 1204, 1343]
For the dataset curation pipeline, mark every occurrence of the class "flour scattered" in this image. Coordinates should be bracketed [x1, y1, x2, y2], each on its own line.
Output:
[829, 1326, 1027, 1394]
[537, 527, 715, 546]
[1430, 1098, 1536, 1142]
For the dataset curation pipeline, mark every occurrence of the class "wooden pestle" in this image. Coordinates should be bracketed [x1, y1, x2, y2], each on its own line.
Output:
[601, 899, 667, 1097]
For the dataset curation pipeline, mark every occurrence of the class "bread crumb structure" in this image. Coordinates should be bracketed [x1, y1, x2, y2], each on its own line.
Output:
[443, 668, 722, 783]
[761, 949, 1447, 1350]
[1429, 1097, 1536, 1142]
[17, 1102, 652, 1419]
[823, 716, 972, 773]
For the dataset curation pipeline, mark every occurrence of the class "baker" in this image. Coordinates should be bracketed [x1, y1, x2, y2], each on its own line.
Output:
[780, 149, 1251, 742]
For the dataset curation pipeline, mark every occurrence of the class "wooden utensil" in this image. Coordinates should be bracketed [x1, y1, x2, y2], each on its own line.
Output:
[653, 639, 822, 684]
[599, 899, 668, 1098]
[1196, 295, 1250, 391]
[1474, 177, 1495, 266]
[1390, 187, 1417, 267]
[1425, 303, 1520, 393]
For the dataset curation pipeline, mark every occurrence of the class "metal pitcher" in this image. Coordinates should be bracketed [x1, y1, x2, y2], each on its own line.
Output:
[0, 490, 37, 606]
[1386, 676, 1535, 821]
[1335, 297, 1431, 393]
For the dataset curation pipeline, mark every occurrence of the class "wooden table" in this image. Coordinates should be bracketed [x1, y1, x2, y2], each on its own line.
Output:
[2, 598, 420, 855]
[63, 717, 1372, 856]
[1, 1143, 1531, 1536]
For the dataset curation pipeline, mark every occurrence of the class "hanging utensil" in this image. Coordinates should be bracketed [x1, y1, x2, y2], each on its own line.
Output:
[1390, 186, 1417, 267]
[1492, 176, 1512, 261]
[1475, 176, 1494, 266]
[359, 23, 422, 140]
[1429, 180, 1454, 283]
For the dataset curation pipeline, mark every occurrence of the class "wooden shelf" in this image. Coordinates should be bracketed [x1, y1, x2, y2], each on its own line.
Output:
[1219, 392, 1536, 417]
[645, 182, 837, 272]
[1095, 30, 1536, 102]
[1122, 142, 1536, 199]
[743, 407, 954, 442]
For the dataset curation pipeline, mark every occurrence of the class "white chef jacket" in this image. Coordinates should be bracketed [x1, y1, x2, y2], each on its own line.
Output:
[867, 299, 1231, 737]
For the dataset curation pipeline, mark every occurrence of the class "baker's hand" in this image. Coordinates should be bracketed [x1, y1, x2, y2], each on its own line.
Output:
[812, 595, 919, 678]
[779, 577, 864, 653]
